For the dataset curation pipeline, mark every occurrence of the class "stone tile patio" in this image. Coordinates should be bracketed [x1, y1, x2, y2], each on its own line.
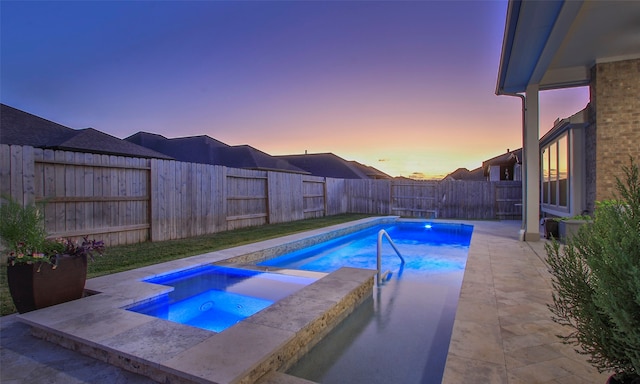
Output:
[1, 219, 613, 383]
[441, 220, 610, 383]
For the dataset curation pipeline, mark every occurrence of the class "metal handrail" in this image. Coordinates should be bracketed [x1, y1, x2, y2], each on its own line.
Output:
[377, 229, 405, 286]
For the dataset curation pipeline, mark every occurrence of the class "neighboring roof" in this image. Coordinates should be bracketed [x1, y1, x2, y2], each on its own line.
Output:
[1, 104, 76, 147]
[496, 0, 640, 94]
[348, 160, 392, 180]
[467, 167, 485, 180]
[217, 145, 309, 174]
[1, 104, 392, 178]
[540, 107, 589, 147]
[126, 132, 228, 164]
[482, 148, 522, 176]
[0, 104, 172, 159]
[443, 167, 485, 181]
[483, 149, 522, 167]
[277, 153, 391, 180]
[126, 132, 309, 174]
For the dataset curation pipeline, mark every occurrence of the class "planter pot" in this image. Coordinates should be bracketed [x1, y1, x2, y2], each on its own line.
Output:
[541, 218, 559, 239]
[7, 255, 88, 313]
[558, 219, 591, 243]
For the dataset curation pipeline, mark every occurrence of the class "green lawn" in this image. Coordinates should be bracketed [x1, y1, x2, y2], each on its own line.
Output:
[1, 214, 372, 316]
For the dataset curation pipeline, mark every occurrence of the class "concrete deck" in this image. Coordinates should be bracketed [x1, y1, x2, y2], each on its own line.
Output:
[1, 220, 612, 383]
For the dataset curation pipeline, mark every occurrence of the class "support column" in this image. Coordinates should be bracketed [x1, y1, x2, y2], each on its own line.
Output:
[521, 84, 541, 241]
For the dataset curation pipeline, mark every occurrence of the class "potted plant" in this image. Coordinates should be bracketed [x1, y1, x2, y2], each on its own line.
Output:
[0, 197, 104, 313]
[545, 159, 640, 383]
[556, 213, 593, 242]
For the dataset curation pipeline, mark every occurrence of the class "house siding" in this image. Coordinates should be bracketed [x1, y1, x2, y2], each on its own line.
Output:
[592, 58, 640, 202]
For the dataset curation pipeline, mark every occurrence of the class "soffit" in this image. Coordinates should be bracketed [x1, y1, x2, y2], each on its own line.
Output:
[497, 0, 640, 94]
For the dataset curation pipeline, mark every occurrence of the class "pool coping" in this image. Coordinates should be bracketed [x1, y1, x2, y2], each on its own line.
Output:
[16, 217, 393, 384]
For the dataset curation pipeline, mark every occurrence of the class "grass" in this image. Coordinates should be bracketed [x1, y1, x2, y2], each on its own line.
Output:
[1, 214, 372, 316]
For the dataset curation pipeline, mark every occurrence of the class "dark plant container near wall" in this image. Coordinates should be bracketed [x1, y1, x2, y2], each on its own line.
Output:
[7, 255, 88, 313]
[541, 218, 559, 239]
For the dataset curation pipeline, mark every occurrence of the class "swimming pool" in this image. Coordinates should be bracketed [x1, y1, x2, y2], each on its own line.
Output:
[128, 265, 317, 332]
[259, 221, 473, 384]
[259, 222, 471, 276]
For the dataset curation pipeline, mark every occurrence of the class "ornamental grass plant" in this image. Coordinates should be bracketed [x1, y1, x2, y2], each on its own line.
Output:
[546, 158, 640, 383]
[0, 197, 48, 264]
[0, 197, 105, 267]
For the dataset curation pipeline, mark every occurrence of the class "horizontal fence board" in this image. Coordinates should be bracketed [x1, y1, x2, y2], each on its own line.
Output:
[227, 196, 268, 200]
[227, 213, 269, 221]
[48, 224, 150, 238]
[35, 196, 149, 203]
[35, 158, 150, 170]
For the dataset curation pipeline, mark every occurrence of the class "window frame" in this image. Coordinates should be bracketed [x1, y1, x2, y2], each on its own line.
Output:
[540, 132, 570, 212]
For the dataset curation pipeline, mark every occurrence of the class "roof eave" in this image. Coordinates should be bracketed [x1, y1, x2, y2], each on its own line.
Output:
[496, 0, 574, 95]
[495, 0, 522, 95]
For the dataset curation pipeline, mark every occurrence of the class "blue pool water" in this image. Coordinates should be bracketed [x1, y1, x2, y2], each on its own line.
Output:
[260, 221, 473, 384]
[128, 265, 317, 332]
[259, 222, 472, 276]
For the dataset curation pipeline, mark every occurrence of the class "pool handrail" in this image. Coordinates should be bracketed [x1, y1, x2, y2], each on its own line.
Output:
[377, 229, 406, 286]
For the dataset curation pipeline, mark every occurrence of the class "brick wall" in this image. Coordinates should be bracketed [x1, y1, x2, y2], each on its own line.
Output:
[584, 101, 597, 214]
[592, 58, 640, 201]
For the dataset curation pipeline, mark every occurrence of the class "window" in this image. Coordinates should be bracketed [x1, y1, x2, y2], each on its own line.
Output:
[542, 147, 550, 204]
[558, 135, 568, 207]
[541, 134, 569, 209]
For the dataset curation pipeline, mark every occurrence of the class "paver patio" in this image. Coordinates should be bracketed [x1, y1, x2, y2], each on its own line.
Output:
[442, 220, 610, 383]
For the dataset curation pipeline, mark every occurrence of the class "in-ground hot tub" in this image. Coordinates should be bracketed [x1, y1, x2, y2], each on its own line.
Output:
[128, 265, 318, 332]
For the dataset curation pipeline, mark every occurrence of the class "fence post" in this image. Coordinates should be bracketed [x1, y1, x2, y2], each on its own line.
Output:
[149, 159, 158, 241]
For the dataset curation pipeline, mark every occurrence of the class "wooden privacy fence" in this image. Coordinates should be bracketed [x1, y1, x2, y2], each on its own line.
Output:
[351, 179, 522, 220]
[2, 145, 151, 246]
[435, 180, 522, 220]
[1, 145, 521, 247]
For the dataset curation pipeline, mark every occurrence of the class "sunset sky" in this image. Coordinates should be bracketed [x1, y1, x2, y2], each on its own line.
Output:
[1, 1, 589, 179]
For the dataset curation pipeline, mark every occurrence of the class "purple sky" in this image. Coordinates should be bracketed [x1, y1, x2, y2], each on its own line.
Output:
[1, 1, 588, 179]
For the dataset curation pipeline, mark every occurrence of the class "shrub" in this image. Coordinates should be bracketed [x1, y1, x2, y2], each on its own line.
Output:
[546, 158, 640, 382]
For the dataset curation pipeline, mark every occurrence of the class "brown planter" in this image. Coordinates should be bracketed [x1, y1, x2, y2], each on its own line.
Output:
[7, 255, 88, 313]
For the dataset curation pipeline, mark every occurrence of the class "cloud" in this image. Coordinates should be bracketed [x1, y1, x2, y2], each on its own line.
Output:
[408, 171, 444, 181]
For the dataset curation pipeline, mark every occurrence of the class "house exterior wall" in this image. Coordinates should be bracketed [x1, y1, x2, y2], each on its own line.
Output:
[489, 165, 501, 181]
[591, 58, 640, 202]
[488, 164, 520, 181]
[570, 125, 587, 216]
[513, 163, 522, 181]
[539, 112, 587, 218]
[584, 104, 597, 214]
